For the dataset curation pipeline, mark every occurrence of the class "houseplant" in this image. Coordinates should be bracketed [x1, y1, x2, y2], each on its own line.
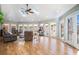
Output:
[0, 11, 4, 24]
[0, 11, 4, 36]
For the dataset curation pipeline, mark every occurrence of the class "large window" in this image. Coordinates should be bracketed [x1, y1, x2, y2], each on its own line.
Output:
[77, 15, 79, 44]
[68, 17, 73, 41]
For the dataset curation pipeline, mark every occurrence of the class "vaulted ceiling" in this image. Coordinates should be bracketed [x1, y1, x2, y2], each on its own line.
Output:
[1, 4, 76, 23]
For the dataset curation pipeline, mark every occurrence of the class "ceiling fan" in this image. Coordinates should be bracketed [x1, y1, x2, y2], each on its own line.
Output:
[20, 4, 34, 15]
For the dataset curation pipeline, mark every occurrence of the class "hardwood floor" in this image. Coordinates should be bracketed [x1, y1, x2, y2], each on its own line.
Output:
[0, 36, 78, 55]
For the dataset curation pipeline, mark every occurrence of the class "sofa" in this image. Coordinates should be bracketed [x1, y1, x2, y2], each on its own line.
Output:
[3, 31, 17, 42]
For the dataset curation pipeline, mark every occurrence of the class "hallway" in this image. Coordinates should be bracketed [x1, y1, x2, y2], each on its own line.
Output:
[0, 36, 78, 55]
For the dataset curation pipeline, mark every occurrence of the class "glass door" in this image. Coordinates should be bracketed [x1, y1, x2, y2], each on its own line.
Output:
[11, 24, 17, 34]
[60, 19, 64, 40]
[33, 24, 38, 36]
[50, 23, 56, 37]
[39, 24, 44, 36]
[29, 24, 33, 31]
[53, 24, 56, 37]
[67, 17, 73, 42]
[24, 24, 28, 31]
[44, 24, 49, 36]
[18, 24, 24, 38]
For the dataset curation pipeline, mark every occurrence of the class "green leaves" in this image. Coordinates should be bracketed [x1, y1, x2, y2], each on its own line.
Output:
[0, 11, 4, 24]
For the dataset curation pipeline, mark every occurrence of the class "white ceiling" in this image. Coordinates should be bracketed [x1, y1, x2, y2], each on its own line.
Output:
[1, 4, 76, 23]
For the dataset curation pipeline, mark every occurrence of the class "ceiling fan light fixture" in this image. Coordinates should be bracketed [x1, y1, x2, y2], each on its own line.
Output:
[19, 4, 40, 16]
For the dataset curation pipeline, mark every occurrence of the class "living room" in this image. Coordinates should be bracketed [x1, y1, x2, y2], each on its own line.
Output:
[0, 4, 79, 55]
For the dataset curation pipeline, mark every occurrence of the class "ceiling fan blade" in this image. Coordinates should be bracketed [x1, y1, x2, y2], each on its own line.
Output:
[28, 8, 31, 11]
[24, 4, 35, 15]
[29, 11, 34, 13]
[26, 8, 31, 12]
